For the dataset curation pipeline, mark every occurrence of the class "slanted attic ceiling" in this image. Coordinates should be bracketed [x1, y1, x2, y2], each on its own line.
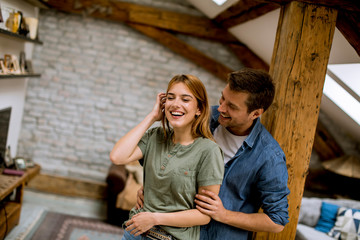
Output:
[33, 0, 360, 141]
[35, 0, 360, 71]
[187, 0, 359, 64]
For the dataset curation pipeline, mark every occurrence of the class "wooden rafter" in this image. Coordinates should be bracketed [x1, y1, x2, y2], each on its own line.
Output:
[257, 0, 360, 12]
[41, 0, 238, 43]
[226, 43, 269, 71]
[214, 0, 279, 29]
[336, 11, 360, 56]
[313, 120, 344, 160]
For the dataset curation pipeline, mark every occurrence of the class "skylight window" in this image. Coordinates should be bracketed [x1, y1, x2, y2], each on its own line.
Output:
[323, 64, 360, 125]
[328, 64, 360, 97]
[212, 0, 228, 6]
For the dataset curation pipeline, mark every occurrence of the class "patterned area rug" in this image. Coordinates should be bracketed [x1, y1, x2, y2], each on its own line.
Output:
[22, 211, 124, 240]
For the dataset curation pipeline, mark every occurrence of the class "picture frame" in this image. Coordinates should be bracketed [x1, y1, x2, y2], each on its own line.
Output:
[25, 157, 34, 168]
[0, 59, 9, 74]
[2, 54, 21, 74]
[11, 54, 21, 73]
[25, 60, 33, 73]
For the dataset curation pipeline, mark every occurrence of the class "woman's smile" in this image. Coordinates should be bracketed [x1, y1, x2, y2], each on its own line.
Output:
[165, 82, 199, 129]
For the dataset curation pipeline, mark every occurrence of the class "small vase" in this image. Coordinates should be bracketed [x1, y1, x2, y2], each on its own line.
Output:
[24, 17, 38, 39]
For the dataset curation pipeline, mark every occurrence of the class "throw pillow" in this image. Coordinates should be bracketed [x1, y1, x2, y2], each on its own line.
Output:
[328, 207, 360, 240]
[315, 202, 340, 233]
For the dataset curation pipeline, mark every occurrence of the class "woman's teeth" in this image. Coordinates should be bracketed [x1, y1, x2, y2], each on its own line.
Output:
[171, 111, 184, 116]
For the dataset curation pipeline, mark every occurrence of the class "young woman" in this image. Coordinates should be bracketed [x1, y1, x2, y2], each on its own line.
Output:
[110, 74, 224, 240]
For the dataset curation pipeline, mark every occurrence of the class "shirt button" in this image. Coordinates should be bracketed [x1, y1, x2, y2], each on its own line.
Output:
[161, 166, 165, 170]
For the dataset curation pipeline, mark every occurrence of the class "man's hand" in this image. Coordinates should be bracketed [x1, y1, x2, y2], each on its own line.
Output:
[195, 189, 227, 223]
[125, 212, 156, 236]
[136, 186, 144, 209]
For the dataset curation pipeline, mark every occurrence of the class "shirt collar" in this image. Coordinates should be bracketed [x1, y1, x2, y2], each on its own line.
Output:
[243, 118, 262, 149]
[211, 106, 262, 149]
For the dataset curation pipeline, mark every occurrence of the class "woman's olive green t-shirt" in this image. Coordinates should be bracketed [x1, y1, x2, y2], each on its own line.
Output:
[129, 127, 224, 240]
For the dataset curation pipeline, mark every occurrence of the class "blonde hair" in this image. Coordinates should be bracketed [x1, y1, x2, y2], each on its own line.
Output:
[162, 74, 214, 141]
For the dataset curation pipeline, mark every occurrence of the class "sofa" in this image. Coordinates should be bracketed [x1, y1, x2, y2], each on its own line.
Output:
[106, 163, 143, 226]
[106, 164, 129, 226]
[296, 197, 360, 240]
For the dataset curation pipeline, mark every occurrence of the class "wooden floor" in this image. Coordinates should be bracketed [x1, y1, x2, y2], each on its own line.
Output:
[4, 189, 107, 240]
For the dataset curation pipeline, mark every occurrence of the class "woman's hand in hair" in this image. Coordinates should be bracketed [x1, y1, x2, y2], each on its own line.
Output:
[150, 92, 167, 122]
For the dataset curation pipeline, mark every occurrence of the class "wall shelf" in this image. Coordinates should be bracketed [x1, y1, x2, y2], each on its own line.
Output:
[0, 73, 41, 79]
[0, 28, 43, 45]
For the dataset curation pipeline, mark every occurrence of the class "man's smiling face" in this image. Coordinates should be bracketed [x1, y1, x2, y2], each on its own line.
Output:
[217, 84, 261, 136]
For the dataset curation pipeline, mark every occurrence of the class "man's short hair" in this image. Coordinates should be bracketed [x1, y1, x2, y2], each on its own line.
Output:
[228, 68, 275, 113]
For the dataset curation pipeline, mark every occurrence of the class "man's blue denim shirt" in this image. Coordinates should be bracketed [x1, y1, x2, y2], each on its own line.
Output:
[200, 106, 290, 240]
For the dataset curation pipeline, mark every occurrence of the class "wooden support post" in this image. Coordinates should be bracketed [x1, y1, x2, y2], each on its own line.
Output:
[256, 2, 337, 239]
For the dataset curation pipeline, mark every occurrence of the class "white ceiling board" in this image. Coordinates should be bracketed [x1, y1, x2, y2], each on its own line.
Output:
[186, 0, 239, 19]
[229, 9, 279, 65]
[329, 30, 360, 64]
[228, 10, 359, 65]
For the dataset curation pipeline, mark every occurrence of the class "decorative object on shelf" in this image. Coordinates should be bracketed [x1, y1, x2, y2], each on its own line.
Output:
[25, 60, 34, 73]
[0, 3, 3, 23]
[4, 145, 14, 168]
[3, 54, 21, 74]
[0, 59, 9, 74]
[19, 51, 26, 73]
[13, 156, 34, 169]
[24, 17, 38, 40]
[14, 157, 26, 170]
[12, 55, 21, 73]
[5, 11, 21, 33]
[25, 157, 35, 168]
[18, 11, 29, 37]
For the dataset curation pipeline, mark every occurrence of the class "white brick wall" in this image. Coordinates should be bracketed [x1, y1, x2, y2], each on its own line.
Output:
[17, 8, 243, 182]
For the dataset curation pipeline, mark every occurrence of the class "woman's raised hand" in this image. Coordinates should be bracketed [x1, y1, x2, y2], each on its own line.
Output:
[150, 92, 167, 121]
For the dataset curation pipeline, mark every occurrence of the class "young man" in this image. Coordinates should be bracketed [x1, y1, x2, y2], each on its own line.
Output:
[194, 68, 290, 239]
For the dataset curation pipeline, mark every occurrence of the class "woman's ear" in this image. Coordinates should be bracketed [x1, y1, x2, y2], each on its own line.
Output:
[196, 108, 201, 116]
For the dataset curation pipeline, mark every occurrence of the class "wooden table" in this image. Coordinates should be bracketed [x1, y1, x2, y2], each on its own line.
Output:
[0, 164, 40, 238]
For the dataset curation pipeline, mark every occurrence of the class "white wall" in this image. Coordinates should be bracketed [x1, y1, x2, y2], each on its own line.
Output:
[0, 0, 39, 157]
[0, 79, 28, 157]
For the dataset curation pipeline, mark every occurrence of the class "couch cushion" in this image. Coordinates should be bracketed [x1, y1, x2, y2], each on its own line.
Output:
[296, 224, 335, 240]
[298, 197, 323, 227]
[315, 201, 340, 233]
[328, 207, 360, 240]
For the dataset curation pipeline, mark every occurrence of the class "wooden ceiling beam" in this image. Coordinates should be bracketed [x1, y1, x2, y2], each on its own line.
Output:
[257, 0, 360, 12]
[127, 23, 232, 81]
[41, 0, 238, 43]
[313, 120, 344, 160]
[336, 11, 360, 56]
[214, 0, 279, 29]
[227, 43, 269, 71]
